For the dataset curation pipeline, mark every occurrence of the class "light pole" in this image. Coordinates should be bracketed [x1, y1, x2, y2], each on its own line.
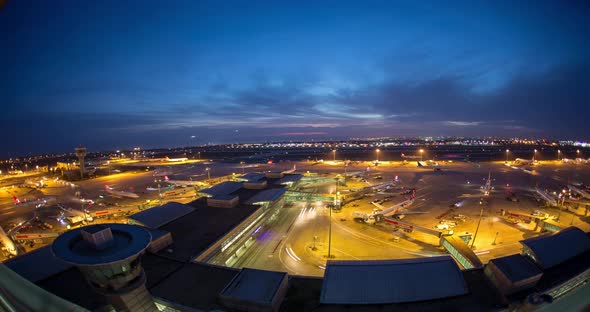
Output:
[577, 149, 581, 159]
[471, 205, 484, 249]
[558, 149, 561, 161]
[492, 231, 499, 245]
[240, 161, 245, 174]
[328, 177, 338, 259]
[533, 149, 537, 162]
[206, 167, 210, 179]
[155, 178, 162, 198]
[332, 149, 336, 162]
[419, 149, 424, 162]
[505, 149, 509, 163]
[376, 149, 380, 163]
[198, 152, 201, 160]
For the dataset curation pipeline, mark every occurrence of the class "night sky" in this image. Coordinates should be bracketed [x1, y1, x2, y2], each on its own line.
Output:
[1, 1, 589, 156]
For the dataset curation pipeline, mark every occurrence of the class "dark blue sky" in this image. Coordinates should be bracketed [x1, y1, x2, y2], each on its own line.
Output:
[1, 0, 589, 156]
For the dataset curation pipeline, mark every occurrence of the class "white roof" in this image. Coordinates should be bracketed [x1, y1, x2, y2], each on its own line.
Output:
[128, 202, 195, 229]
[320, 256, 468, 304]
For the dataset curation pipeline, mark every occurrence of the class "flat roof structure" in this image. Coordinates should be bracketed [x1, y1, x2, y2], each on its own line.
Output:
[320, 256, 468, 304]
[520, 226, 590, 270]
[4, 245, 72, 283]
[275, 174, 303, 185]
[156, 198, 259, 262]
[219, 268, 288, 310]
[245, 187, 287, 205]
[128, 201, 195, 229]
[52, 224, 151, 265]
[200, 181, 243, 196]
[240, 172, 266, 182]
[489, 254, 542, 283]
[148, 260, 239, 310]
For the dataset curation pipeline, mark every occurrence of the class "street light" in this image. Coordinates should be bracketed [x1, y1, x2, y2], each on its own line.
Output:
[505, 149, 509, 163]
[376, 149, 380, 162]
[332, 149, 336, 162]
[327, 176, 339, 259]
[419, 149, 424, 161]
[205, 167, 210, 179]
[240, 161, 245, 174]
[577, 149, 581, 158]
[471, 206, 485, 249]
[533, 149, 537, 161]
[558, 149, 561, 161]
[492, 231, 499, 245]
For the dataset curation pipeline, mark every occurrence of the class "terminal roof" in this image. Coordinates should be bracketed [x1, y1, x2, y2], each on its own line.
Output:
[220, 268, 287, 304]
[520, 226, 590, 269]
[148, 258, 239, 310]
[4, 246, 72, 283]
[156, 198, 259, 262]
[489, 254, 542, 283]
[200, 181, 243, 196]
[275, 174, 303, 185]
[320, 256, 468, 304]
[240, 172, 266, 182]
[52, 224, 151, 265]
[128, 202, 195, 229]
[245, 187, 287, 205]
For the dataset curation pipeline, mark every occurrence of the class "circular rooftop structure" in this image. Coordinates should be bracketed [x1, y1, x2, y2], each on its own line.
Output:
[52, 223, 151, 266]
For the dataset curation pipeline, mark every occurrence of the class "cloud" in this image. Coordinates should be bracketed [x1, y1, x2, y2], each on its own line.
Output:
[2, 61, 590, 156]
[444, 121, 482, 126]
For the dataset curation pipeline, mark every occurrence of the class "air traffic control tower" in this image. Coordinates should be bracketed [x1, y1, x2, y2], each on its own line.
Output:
[52, 224, 157, 311]
[75, 146, 87, 178]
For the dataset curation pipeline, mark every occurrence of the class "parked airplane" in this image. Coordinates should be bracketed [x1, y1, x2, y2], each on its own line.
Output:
[165, 156, 188, 162]
[416, 161, 445, 170]
[354, 190, 417, 224]
[13, 196, 56, 207]
[0, 226, 17, 256]
[104, 185, 140, 199]
[25, 178, 47, 188]
[282, 165, 297, 174]
[57, 204, 94, 222]
[514, 158, 535, 166]
[481, 172, 493, 195]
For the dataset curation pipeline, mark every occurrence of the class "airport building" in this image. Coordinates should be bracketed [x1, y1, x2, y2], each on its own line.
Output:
[2, 168, 590, 311]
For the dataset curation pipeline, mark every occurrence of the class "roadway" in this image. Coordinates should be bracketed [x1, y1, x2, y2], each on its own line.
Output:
[224, 159, 590, 276]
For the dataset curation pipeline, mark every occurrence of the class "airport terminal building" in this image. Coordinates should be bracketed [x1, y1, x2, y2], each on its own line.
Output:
[2, 171, 590, 311]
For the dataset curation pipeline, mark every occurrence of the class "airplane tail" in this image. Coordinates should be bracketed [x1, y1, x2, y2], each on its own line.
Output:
[164, 176, 169, 182]
[105, 184, 112, 191]
[13, 196, 20, 205]
[417, 161, 423, 167]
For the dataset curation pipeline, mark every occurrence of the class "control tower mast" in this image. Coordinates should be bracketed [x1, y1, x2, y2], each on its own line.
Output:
[75, 146, 87, 178]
